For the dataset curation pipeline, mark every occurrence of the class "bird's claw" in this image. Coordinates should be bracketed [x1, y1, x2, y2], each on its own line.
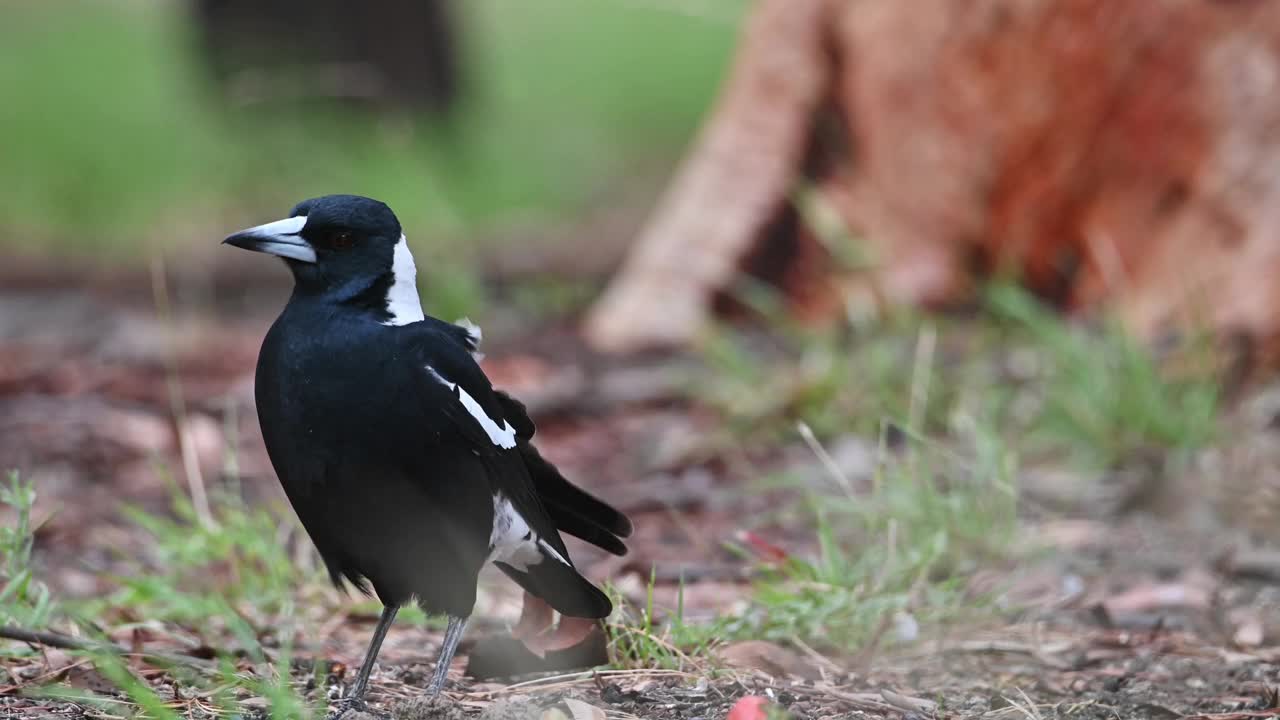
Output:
[328, 694, 368, 720]
[423, 674, 448, 697]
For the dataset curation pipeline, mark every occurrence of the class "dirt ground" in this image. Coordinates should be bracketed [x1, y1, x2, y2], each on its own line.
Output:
[2, 278, 1278, 719]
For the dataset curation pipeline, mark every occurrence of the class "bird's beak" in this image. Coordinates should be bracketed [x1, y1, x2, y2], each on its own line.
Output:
[222, 216, 316, 263]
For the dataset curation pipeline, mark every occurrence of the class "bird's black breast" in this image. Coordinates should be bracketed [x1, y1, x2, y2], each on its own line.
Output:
[254, 303, 493, 613]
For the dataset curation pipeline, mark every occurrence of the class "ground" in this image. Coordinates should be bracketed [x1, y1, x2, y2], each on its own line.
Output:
[2, 276, 1279, 720]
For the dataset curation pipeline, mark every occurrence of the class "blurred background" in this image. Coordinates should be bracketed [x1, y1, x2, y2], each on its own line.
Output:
[3, 1, 1280, 717]
[1, 0, 737, 308]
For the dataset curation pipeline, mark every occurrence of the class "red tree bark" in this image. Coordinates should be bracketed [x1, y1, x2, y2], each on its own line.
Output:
[586, 0, 1280, 370]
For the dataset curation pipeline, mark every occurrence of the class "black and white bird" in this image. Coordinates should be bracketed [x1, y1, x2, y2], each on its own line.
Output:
[222, 195, 631, 701]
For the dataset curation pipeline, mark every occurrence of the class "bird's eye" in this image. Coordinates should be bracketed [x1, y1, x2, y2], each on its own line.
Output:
[329, 232, 355, 250]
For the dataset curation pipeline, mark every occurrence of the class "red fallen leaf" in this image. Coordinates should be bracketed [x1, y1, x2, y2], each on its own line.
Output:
[512, 592, 599, 658]
[726, 696, 771, 720]
[736, 531, 790, 563]
[523, 617, 597, 658]
[512, 591, 555, 643]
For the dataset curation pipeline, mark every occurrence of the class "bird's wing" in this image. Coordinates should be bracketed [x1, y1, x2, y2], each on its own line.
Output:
[406, 327, 610, 617]
[494, 391, 633, 555]
[417, 321, 632, 555]
[422, 316, 483, 356]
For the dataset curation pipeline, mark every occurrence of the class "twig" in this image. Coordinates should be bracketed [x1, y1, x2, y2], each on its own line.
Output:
[906, 323, 937, 435]
[789, 635, 844, 679]
[2, 625, 99, 652]
[150, 253, 216, 531]
[796, 421, 857, 500]
[0, 624, 215, 669]
[880, 688, 937, 715]
[948, 638, 1077, 669]
[787, 685, 895, 713]
[1004, 686, 1046, 720]
[486, 668, 693, 695]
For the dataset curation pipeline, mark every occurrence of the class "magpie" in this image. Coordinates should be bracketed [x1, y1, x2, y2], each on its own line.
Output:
[222, 195, 632, 702]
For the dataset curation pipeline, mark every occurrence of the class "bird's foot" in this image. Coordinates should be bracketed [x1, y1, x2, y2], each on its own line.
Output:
[327, 695, 370, 720]
[423, 674, 448, 697]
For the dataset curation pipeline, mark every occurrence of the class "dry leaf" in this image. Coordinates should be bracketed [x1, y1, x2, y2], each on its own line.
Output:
[879, 689, 936, 714]
[1230, 609, 1266, 648]
[735, 531, 790, 564]
[1101, 581, 1213, 615]
[562, 698, 606, 720]
[719, 640, 821, 680]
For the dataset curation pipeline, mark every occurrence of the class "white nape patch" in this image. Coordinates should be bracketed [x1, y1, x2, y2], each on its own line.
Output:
[453, 317, 483, 357]
[426, 366, 517, 449]
[383, 235, 426, 326]
[488, 494, 570, 570]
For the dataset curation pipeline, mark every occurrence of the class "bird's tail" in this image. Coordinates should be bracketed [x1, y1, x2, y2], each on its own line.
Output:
[518, 441, 633, 557]
[494, 558, 613, 618]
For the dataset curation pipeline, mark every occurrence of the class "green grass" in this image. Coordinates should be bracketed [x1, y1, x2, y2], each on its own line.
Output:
[698, 315, 969, 442]
[983, 283, 1219, 470]
[0, 0, 741, 262]
[1, 469, 330, 717]
[87, 481, 320, 632]
[606, 568, 729, 671]
[688, 281, 1222, 653]
[605, 389, 1022, 660]
[700, 283, 1219, 470]
[745, 418, 1019, 651]
[0, 471, 55, 630]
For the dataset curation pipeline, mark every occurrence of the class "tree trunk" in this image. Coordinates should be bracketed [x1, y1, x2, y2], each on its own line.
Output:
[585, 0, 1280, 371]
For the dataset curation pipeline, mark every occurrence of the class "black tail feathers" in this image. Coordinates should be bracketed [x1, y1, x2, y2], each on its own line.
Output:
[519, 441, 633, 556]
[494, 559, 613, 618]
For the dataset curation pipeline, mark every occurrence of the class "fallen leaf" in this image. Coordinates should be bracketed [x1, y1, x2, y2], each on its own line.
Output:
[1231, 609, 1265, 648]
[512, 592, 555, 643]
[510, 592, 600, 658]
[879, 689, 936, 714]
[726, 696, 771, 720]
[735, 531, 790, 564]
[718, 640, 820, 680]
[563, 698, 606, 720]
[1100, 581, 1213, 616]
[523, 617, 598, 658]
[465, 632, 608, 681]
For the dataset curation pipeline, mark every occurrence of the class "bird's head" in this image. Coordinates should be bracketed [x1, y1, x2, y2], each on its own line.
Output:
[223, 194, 425, 324]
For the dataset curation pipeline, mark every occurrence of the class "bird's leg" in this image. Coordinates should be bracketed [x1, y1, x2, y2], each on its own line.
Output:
[347, 604, 399, 706]
[425, 615, 468, 696]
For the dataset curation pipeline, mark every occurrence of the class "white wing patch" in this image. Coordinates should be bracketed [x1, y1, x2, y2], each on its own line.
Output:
[453, 317, 483, 350]
[426, 366, 517, 449]
[488, 494, 570, 570]
[383, 235, 426, 327]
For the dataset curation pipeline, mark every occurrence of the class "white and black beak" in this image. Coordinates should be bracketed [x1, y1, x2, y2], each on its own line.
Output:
[223, 216, 316, 263]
